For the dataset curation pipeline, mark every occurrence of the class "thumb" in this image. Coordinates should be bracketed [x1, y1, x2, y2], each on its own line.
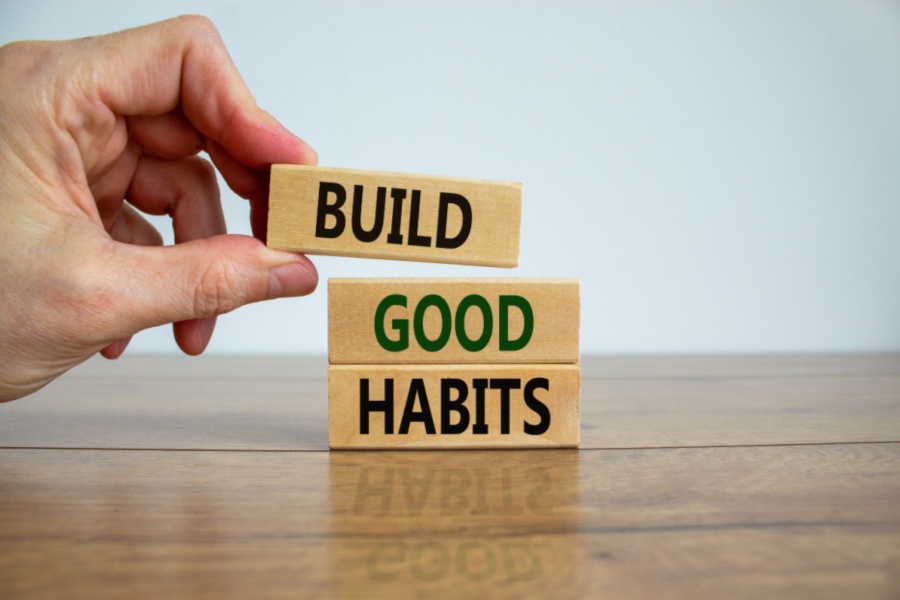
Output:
[105, 234, 317, 336]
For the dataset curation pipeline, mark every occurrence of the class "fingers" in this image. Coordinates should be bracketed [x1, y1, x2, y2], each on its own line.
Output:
[49, 16, 322, 357]
[103, 205, 161, 359]
[67, 16, 316, 169]
[89, 139, 141, 229]
[126, 110, 277, 244]
[104, 235, 318, 336]
[100, 336, 133, 360]
[205, 139, 259, 199]
[126, 109, 202, 159]
[126, 154, 227, 354]
[58, 16, 316, 245]
[206, 138, 271, 241]
[126, 155, 225, 243]
[106, 204, 164, 247]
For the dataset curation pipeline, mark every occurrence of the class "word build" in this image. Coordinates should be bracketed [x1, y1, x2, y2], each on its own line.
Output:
[329, 279, 580, 364]
[329, 365, 581, 449]
[268, 165, 521, 267]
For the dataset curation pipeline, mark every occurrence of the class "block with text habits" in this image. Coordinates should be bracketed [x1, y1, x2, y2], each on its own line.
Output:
[329, 364, 580, 450]
[267, 165, 521, 267]
[329, 278, 580, 364]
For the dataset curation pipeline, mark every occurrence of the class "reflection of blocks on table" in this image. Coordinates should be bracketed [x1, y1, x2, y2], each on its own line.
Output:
[267, 165, 522, 267]
[328, 278, 581, 450]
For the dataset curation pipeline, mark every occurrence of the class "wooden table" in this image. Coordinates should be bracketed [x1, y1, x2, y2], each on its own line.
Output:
[1, 354, 898, 599]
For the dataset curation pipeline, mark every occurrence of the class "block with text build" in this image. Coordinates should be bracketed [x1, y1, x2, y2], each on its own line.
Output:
[328, 278, 580, 450]
[267, 165, 522, 267]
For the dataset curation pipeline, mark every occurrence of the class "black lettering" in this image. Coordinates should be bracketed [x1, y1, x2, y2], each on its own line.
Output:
[490, 379, 521, 435]
[351, 185, 385, 242]
[386, 188, 406, 245]
[315, 181, 346, 238]
[472, 378, 489, 434]
[360, 378, 394, 434]
[441, 378, 470, 434]
[399, 378, 436, 434]
[436, 192, 472, 249]
[407, 190, 433, 247]
[523, 377, 551, 435]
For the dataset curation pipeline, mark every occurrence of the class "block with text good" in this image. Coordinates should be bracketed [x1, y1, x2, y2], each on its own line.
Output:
[329, 364, 580, 449]
[329, 278, 579, 364]
[268, 165, 522, 267]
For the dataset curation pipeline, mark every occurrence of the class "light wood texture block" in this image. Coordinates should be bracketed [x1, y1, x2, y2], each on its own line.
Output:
[328, 278, 579, 364]
[267, 165, 522, 267]
[328, 364, 580, 449]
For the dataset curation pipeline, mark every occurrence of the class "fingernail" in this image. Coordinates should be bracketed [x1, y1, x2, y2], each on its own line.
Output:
[267, 262, 318, 299]
[198, 317, 217, 352]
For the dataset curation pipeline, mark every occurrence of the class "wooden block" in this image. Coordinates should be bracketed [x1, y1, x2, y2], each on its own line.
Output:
[329, 278, 580, 364]
[329, 364, 580, 449]
[267, 165, 521, 267]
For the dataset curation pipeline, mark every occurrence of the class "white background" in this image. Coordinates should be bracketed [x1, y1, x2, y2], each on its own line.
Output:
[2, 1, 899, 354]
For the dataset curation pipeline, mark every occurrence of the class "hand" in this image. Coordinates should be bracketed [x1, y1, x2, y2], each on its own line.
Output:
[0, 16, 319, 401]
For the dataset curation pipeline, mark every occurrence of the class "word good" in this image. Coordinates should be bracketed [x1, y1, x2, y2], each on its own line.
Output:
[329, 279, 580, 364]
[374, 294, 533, 353]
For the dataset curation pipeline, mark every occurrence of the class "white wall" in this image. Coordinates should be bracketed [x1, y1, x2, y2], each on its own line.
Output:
[3, 1, 899, 354]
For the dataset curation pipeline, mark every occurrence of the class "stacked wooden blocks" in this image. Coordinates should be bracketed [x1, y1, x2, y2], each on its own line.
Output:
[268, 165, 581, 450]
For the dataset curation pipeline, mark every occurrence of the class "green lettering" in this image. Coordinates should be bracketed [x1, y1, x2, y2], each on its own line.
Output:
[499, 295, 533, 351]
[414, 294, 451, 352]
[374, 294, 408, 351]
[455, 294, 492, 352]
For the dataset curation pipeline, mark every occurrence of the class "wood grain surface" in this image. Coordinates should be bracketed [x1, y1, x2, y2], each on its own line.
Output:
[1, 354, 898, 599]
